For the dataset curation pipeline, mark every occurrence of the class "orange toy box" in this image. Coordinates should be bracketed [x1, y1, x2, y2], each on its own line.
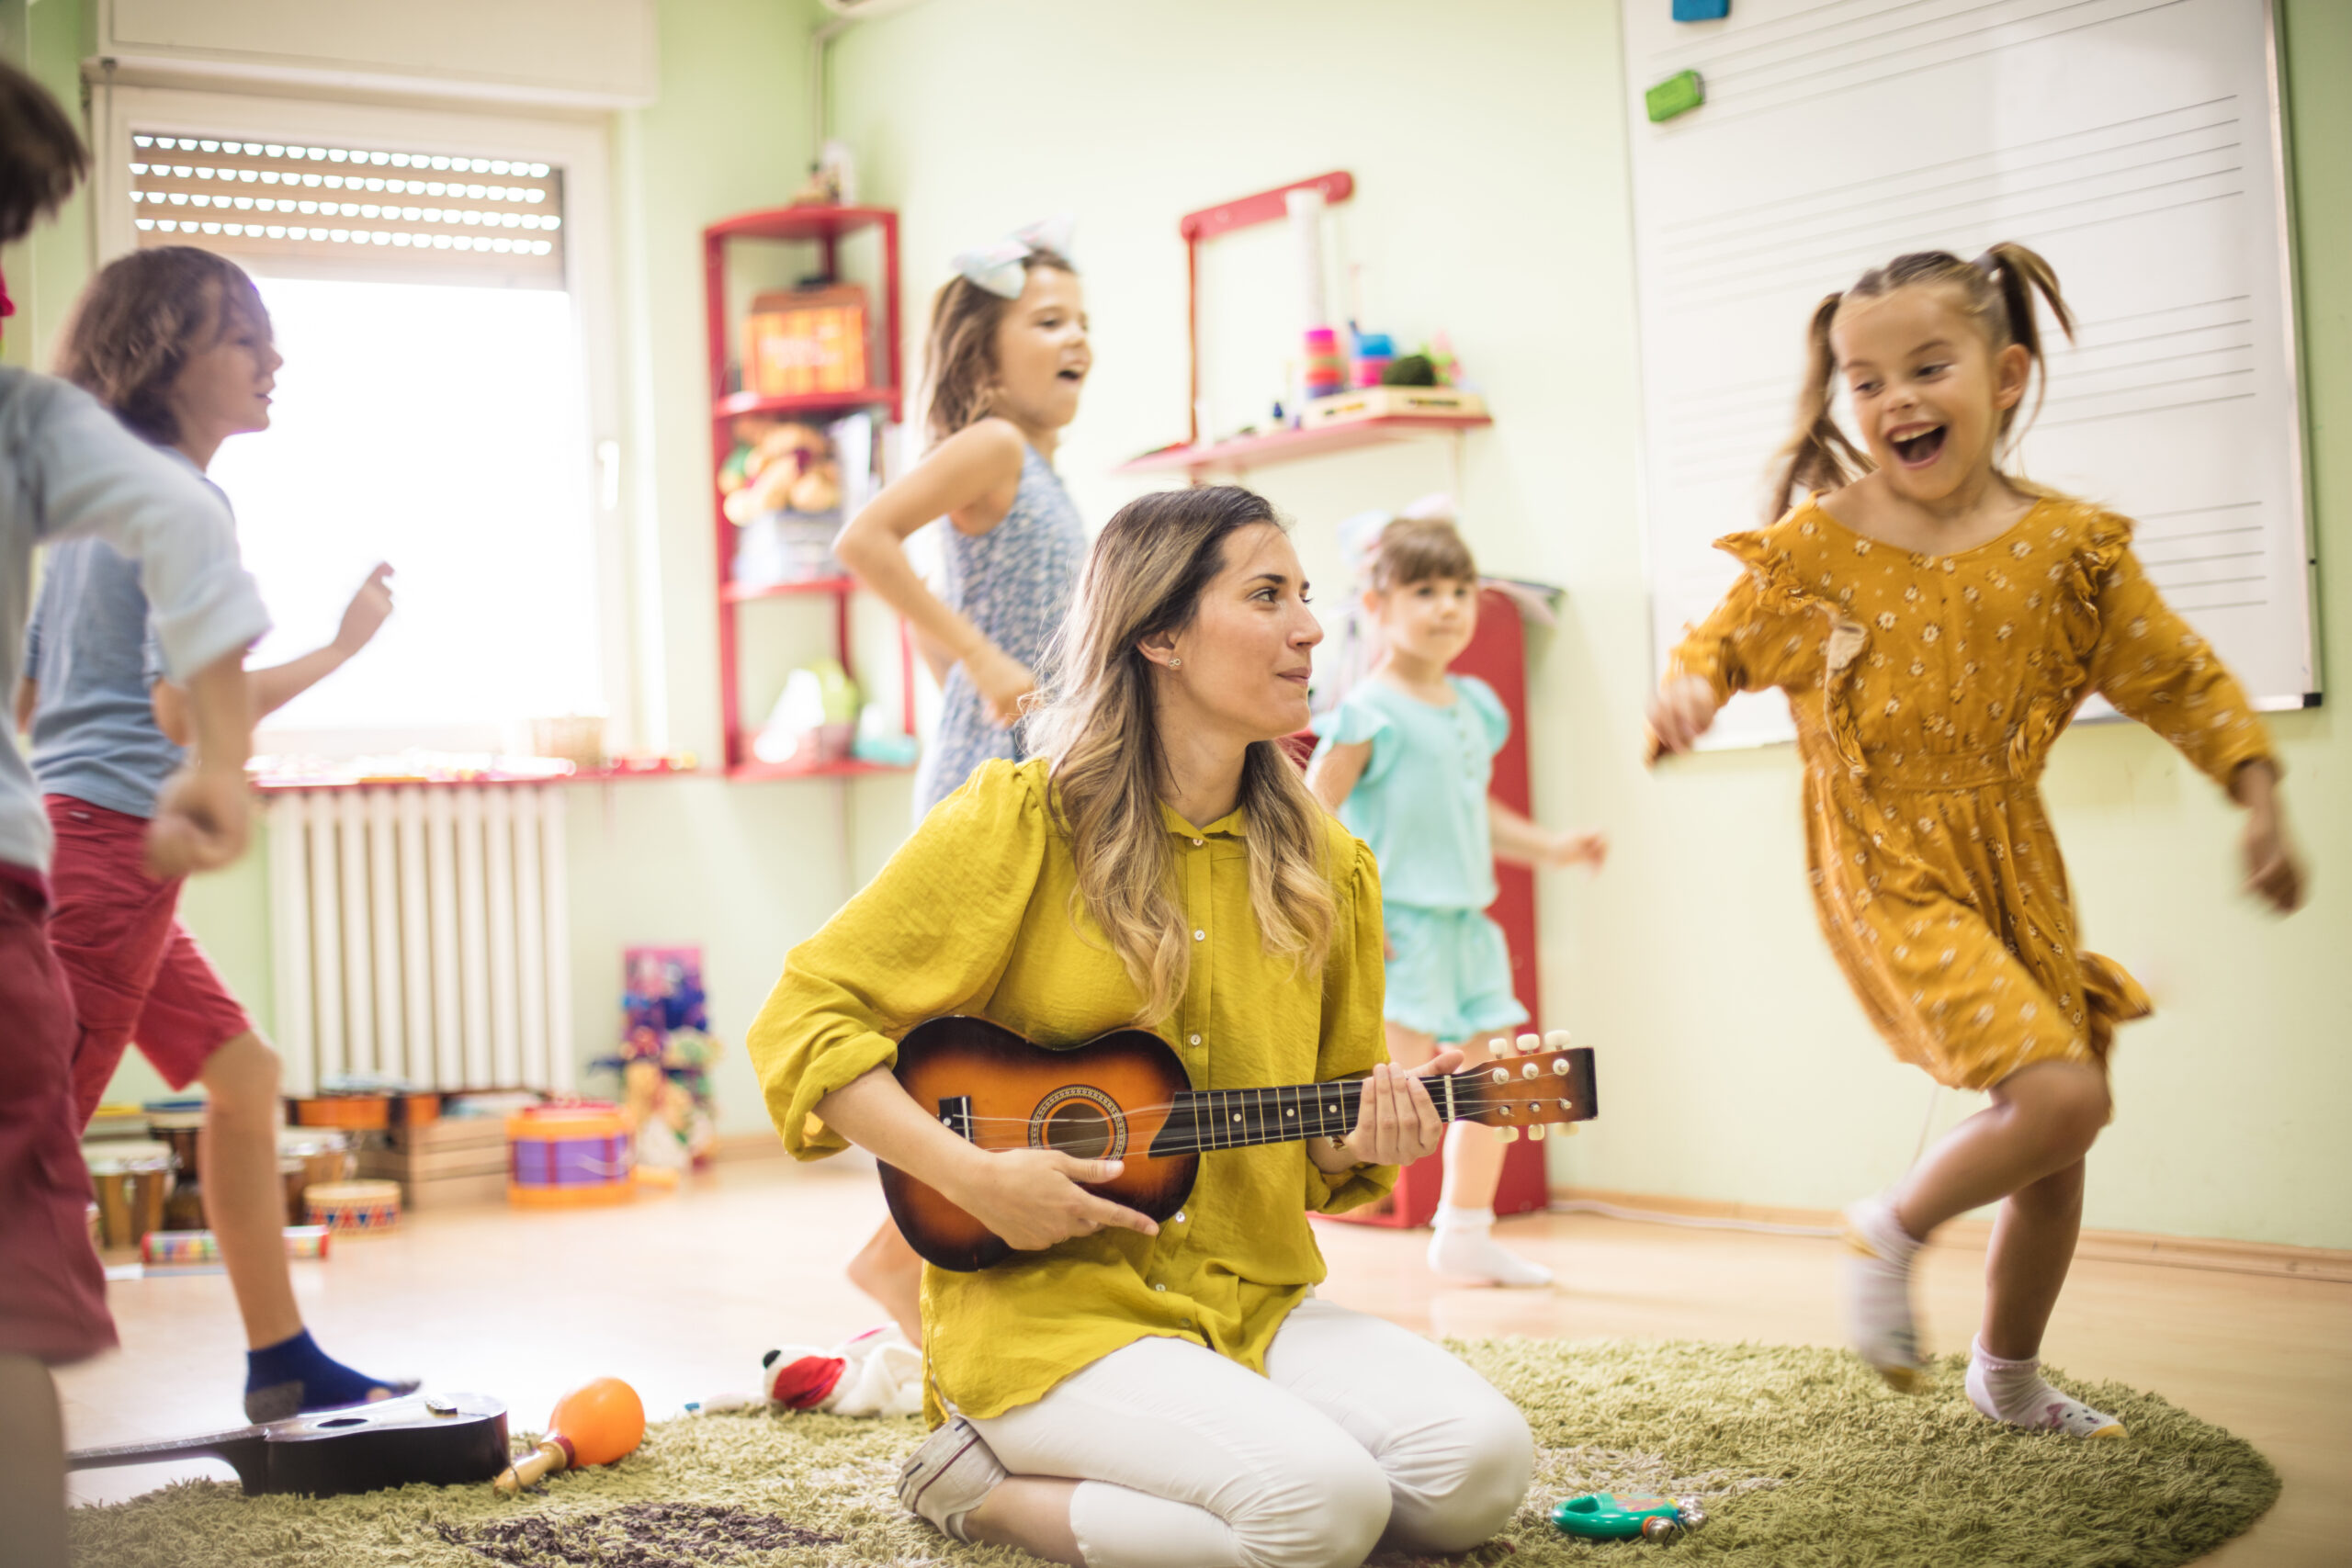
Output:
[745, 285, 868, 399]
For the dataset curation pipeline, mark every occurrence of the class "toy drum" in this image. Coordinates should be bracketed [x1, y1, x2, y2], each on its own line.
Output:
[277, 1129, 354, 1226]
[85, 1141, 175, 1250]
[146, 1108, 209, 1231]
[506, 1108, 635, 1208]
[305, 1179, 402, 1236]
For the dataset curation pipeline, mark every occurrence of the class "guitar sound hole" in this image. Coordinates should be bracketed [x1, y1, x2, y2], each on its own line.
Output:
[1042, 1101, 1113, 1159]
[317, 1416, 368, 1427]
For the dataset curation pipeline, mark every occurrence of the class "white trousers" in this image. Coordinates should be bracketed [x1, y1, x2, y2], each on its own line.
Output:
[970, 1297, 1533, 1568]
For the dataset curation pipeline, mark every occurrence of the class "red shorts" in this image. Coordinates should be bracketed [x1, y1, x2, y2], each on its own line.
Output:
[46, 796, 253, 1127]
[0, 874, 118, 1364]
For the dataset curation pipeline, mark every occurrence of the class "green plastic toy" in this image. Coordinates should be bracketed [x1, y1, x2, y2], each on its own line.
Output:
[1644, 69, 1705, 123]
[1550, 1493, 1706, 1542]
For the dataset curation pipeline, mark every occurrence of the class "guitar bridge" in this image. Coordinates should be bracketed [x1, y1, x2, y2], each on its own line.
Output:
[937, 1096, 976, 1144]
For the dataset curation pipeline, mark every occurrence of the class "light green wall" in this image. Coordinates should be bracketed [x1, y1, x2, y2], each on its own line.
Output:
[830, 0, 2350, 1248]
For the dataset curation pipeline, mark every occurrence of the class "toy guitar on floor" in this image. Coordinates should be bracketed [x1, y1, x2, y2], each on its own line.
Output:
[885, 1015, 1600, 1271]
[66, 1392, 508, 1497]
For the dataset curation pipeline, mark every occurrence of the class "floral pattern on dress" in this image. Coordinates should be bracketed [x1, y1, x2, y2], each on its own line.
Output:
[914, 444, 1087, 818]
[1668, 493, 2274, 1090]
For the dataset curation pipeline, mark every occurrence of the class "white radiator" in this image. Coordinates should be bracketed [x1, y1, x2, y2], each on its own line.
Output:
[264, 785, 573, 1097]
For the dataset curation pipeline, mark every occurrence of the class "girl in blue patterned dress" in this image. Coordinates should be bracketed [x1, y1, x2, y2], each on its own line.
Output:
[1308, 516, 1607, 1287]
[832, 220, 1091, 1335]
[836, 220, 1090, 823]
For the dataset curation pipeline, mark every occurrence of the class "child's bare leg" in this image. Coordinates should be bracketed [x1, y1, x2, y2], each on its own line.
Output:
[199, 1032, 300, 1348]
[849, 1219, 924, 1342]
[1982, 1156, 2086, 1360]
[206, 1032, 414, 1419]
[1398, 1022, 1551, 1287]
[1892, 1061, 2109, 1239]
[0, 1353, 68, 1568]
[1846, 1060, 2107, 1397]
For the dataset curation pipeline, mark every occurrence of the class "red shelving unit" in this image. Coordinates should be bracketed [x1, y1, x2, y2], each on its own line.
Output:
[703, 205, 914, 781]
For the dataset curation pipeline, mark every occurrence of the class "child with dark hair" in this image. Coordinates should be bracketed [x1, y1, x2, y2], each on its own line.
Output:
[18, 244, 402, 1425]
[0, 62, 268, 1568]
[1308, 513, 1606, 1287]
[1649, 243, 2305, 1437]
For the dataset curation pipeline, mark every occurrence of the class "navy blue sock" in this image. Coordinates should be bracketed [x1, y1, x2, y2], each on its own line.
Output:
[243, 1328, 415, 1422]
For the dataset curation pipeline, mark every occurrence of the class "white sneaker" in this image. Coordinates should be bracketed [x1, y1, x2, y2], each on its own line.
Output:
[897, 1416, 1007, 1541]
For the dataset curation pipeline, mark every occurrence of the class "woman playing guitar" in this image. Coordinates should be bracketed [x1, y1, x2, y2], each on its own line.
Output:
[747, 485, 1533, 1568]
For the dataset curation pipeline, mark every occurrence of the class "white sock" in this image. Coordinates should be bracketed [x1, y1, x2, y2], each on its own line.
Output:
[1428, 1205, 1553, 1287]
[1841, 1196, 1926, 1391]
[1966, 1337, 2125, 1438]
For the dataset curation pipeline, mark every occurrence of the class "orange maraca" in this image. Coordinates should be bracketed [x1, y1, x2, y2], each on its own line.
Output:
[492, 1376, 646, 1495]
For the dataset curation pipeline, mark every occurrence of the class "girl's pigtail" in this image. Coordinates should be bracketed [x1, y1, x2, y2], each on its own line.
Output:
[1975, 242, 2075, 446]
[1767, 291, 1868, 521]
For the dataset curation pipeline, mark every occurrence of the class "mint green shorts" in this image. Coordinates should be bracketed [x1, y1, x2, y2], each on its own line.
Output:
[1382, 903, 1529, 1044]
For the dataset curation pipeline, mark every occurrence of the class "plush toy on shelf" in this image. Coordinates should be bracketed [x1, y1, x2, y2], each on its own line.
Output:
[721, 419, 841, 525]
[752, 658, 861, 766]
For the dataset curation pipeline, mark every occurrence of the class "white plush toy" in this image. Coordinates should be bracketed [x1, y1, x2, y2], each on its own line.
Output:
[758, 1324, 924, 1417]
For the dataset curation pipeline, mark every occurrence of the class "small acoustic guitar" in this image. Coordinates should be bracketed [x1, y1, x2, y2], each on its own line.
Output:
[66, 1392, 509, 1497]
[885, 1015, 1600, 1271]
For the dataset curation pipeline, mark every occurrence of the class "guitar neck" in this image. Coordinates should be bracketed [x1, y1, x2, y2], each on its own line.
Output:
[68, 1427, 261, 1472]
[1149, 1070, 1492, 1157]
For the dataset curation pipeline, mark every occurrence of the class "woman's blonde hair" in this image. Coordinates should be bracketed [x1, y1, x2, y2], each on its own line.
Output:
[1768, 242, 2076, 519]
[921, 247, 1074, 446]
[1028, 486, 1336, 1024]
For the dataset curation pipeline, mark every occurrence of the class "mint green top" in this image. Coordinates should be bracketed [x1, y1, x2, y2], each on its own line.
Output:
[1309, 674, 1510, 911]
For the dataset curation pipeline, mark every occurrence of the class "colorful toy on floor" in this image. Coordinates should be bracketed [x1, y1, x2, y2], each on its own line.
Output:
[1551, 1493, 1707, 1541]
[506, 1105, 636, 1207]
[493, 1376, 647, 1495]
[305, 1179, 402, 1235]
[141, 1226, 332, 1268]
[759, 1324, 924, 1417]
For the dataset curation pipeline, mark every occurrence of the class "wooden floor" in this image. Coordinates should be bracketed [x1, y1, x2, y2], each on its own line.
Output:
[60, 1153, 2352, 1563]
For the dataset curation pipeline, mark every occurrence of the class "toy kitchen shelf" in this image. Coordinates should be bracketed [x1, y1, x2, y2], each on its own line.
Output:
[1118, 170, 1492, 482]
[704, 204, 912, 782]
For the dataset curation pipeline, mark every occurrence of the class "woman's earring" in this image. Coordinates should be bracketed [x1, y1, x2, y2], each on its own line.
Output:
[1169, 657, 1182, 670]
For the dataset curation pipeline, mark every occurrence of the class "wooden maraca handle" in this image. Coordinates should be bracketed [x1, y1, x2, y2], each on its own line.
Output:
[492, 1434, 572, 1495]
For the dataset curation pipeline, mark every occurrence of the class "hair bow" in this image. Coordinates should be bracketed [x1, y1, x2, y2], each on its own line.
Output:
[950, 214, 1076, 299]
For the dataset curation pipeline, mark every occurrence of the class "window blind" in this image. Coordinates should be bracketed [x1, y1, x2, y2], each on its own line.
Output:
[130, 133, 566, 288]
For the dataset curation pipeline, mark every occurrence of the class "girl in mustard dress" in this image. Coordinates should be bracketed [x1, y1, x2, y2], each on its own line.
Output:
[1648, 245, 2306, 1439]
[752, 487, 1532, 1568]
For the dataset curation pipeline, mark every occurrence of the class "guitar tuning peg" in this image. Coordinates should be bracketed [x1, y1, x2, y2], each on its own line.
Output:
[1514, 1032, 1542, 1056]
[1528, 1124, 1546, 1141]
[1489, 1066, 1510, 1085]
[1487, 1035, 1512, 1057]
[1496, 1126, 1519, 1144]
[1544, 1029, 1573, 1050]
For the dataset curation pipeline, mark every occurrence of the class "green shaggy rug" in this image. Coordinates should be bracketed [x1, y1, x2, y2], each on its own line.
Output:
[68, 1339, 2277, 1568]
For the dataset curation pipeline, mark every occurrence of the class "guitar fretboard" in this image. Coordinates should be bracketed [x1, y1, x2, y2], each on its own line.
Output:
[1147, 1071, 1495, 1157]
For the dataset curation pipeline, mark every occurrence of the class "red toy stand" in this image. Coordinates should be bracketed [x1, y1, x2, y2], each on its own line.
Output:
[1315, 586, 1550, 1230]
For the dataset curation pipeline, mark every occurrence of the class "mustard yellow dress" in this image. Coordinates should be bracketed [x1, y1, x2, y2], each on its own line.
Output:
[1668, 493, 2275, 1090]
[745, 757, 1396, 1425]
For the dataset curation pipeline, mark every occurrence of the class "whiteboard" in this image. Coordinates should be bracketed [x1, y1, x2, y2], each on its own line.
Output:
[1623, 0, 2319, 749]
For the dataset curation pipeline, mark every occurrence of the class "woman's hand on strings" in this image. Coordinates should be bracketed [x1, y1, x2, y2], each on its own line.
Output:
[950, 1149, 1159, 1252]
[1331, 1055, 1463, 1168]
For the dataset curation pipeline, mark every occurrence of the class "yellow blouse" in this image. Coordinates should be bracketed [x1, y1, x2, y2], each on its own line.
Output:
[746, 757, 1395, 1423]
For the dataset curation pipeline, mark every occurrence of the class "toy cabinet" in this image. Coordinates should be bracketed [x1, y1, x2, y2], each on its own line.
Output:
[703, 205, 913, 780]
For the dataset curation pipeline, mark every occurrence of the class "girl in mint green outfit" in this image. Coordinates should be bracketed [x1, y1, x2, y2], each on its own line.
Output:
[1309, 514, 1606, 1287]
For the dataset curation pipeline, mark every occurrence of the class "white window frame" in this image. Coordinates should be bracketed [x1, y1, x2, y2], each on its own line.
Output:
[92, 83, 639, 756]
